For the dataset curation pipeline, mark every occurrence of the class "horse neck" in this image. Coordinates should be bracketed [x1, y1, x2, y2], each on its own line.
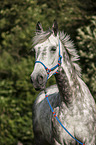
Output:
[55, 58, 81, 107]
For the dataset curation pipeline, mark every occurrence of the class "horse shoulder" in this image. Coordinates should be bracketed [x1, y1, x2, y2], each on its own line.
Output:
[32, 84, 60, 144]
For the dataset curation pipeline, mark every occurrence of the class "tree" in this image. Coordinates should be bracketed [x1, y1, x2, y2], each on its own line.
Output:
[0, 0, 96, 144]
[76, 16, 96, 101]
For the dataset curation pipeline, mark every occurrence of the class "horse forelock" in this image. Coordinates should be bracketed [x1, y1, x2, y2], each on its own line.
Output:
[32, 30, 52, 47]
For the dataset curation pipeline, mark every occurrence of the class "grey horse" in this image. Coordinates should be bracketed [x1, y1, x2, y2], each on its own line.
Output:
[31, 20, 96, 145]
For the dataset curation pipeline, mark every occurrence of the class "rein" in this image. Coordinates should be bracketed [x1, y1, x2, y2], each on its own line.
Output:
[35, 40, 85, 145]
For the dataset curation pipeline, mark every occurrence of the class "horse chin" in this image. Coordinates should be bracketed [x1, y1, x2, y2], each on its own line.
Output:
[34, 85, 45, 91]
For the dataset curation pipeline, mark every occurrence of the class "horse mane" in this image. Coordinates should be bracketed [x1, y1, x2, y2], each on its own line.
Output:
[32, 30, 81, 77]
[59, 31, 81, 77]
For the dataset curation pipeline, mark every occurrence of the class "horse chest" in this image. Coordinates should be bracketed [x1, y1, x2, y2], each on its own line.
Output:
[51, 102, 89, 144]
[52, 106, 76, 143]
[33, 86, 96, 144]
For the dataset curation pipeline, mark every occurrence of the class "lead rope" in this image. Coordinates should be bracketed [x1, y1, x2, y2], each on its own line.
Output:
[45, 91, 85, 145]
[35, 40, 85, 145]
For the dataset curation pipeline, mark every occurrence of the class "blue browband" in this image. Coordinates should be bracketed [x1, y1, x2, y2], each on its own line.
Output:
[35, 39, 62, 79]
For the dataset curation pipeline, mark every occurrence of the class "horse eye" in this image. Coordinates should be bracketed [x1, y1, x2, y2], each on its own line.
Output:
[51, 46, 56, 52]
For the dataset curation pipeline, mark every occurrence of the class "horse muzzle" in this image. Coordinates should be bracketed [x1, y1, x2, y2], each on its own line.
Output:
[31, 72, 47, 91]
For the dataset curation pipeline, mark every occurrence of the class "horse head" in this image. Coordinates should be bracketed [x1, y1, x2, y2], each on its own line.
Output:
[31, 20, 62, 90]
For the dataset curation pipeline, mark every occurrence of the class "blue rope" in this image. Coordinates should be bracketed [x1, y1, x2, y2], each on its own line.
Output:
[50, 64, 59, 71]
[59, 39, 61, 56]
[35, 61, 48, 70]
[45, 95, 84, 145]
[35, 40, 62, 79]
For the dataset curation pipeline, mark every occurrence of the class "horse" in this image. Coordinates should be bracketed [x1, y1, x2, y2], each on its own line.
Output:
[31, 20, 96, 145]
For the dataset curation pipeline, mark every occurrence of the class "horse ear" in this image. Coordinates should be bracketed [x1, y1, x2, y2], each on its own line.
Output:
[52, 20, 58, 36]
[36, 21, 43, 32]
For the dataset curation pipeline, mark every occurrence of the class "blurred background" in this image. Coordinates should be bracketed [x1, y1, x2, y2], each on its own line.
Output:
[0, 0, 96, 144]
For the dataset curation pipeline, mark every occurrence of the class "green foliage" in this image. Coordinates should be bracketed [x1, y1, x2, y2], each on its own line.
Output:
[0, 0, 96, 144]
[0, 0, 47, 57]
[0, 0, 51, 144]
[0, 51, 36, 145]
[77, 16, 96, 100]
[36, 0, 96, 39]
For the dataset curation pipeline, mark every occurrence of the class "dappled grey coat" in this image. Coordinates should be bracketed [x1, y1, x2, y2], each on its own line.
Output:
[31, 21, 96, 145]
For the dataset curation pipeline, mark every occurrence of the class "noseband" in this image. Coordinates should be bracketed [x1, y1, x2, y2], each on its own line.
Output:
[35, 39, 62, 79]
[34, 39, 85, 145]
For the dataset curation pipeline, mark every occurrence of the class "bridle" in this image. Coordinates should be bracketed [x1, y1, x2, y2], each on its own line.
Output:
[34, 39, 85, 145]
[35, 39, 62, 80]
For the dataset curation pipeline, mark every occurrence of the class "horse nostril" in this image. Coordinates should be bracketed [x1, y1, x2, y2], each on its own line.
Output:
[37, 74, 44, 85]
